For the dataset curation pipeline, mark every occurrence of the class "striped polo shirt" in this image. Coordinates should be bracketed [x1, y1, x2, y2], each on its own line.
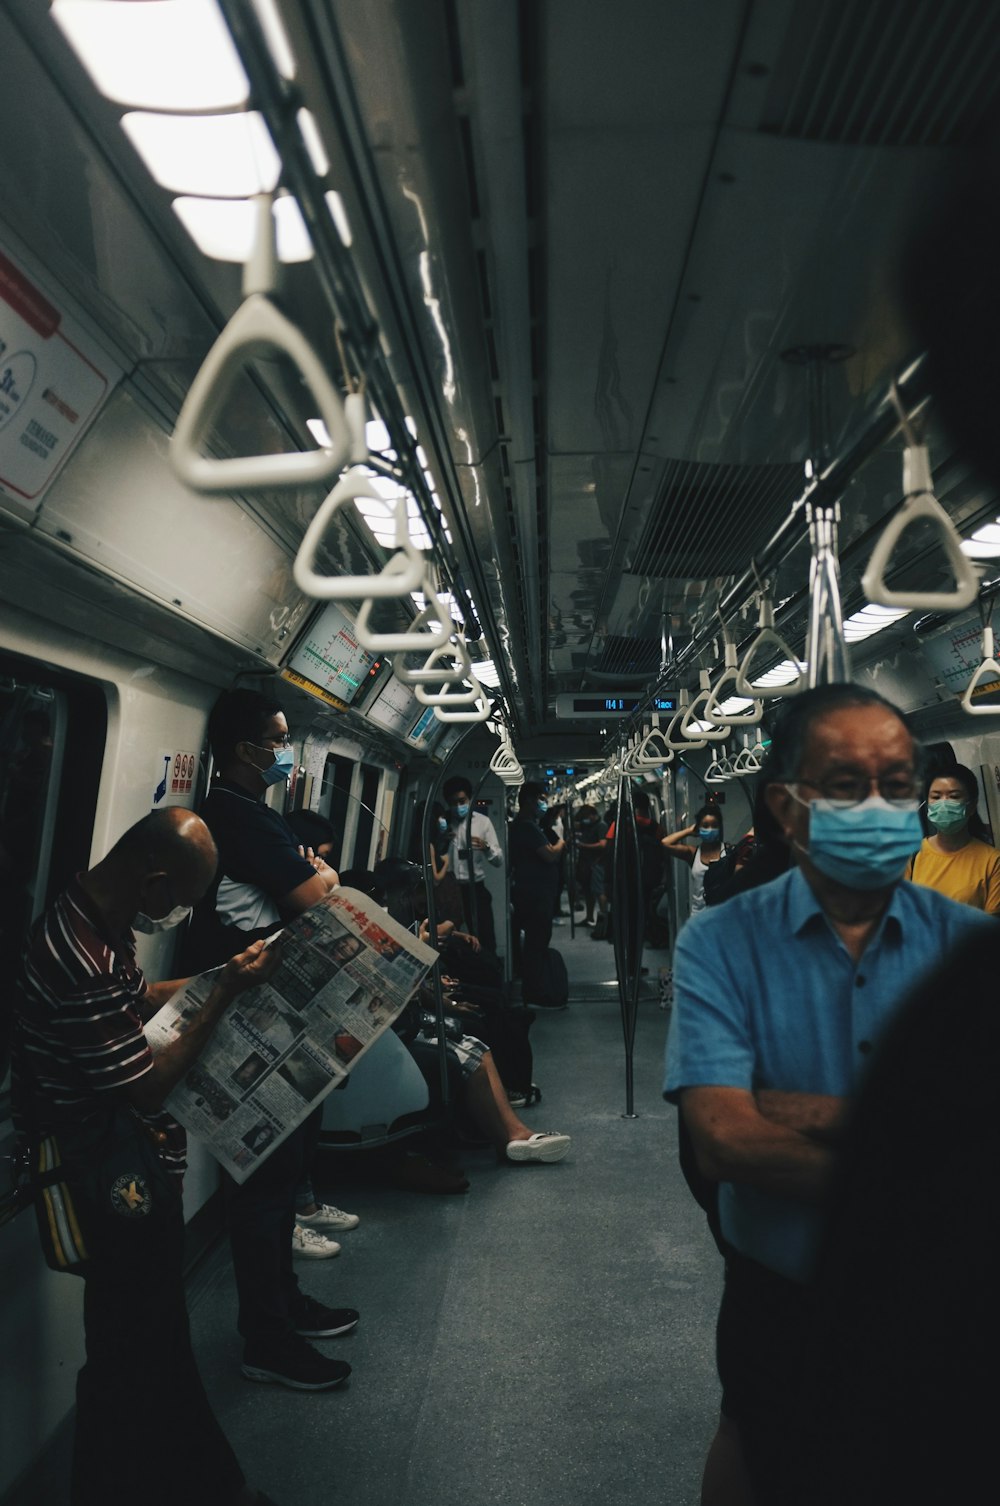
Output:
[13, 877, 186, 1178]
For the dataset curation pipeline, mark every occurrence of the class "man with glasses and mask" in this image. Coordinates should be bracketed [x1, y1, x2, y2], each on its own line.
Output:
[664, 683, 992, 1505]
[183, 689, 358, 1395]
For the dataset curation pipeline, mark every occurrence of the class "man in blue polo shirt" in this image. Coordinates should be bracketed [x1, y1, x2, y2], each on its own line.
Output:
[664, 682, 992, 1504]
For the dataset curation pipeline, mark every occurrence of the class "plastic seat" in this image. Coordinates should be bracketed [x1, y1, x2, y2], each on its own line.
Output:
[321, 1029, 431, 1147]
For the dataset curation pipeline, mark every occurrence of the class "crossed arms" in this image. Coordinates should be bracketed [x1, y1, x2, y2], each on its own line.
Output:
[680, 1085, 850, 1202]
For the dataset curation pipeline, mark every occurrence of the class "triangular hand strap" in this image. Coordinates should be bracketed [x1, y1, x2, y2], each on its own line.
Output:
[736, 628, 806, 698]
[862, 488, 978, 612]
[434, 677, 491, 722]
[961, 627, 1000, 715]
[354, 585, 452, 653]
[294, 468, 424, 600]
[172, 294, 352, 493]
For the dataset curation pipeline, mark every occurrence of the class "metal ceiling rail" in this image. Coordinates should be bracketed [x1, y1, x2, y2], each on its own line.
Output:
[215, 0, 513, 710]
[623, 352, 933, 738]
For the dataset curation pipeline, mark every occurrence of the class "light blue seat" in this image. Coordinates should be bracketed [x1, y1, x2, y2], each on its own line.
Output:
[320, 1028, 431, 1147]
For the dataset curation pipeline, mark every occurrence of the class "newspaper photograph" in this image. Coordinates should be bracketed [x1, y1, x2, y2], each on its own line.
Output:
[144, 887, 437, 1183]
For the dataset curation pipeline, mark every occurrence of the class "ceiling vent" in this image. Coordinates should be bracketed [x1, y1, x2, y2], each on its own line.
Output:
[629, 459, 804, 580]
[757, 0, 1000, 148]
[590, 635, 662, 679]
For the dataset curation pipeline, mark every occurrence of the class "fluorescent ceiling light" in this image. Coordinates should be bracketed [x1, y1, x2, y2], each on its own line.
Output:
[751, 660, 802, 688]
[842, 605, 909, 643]
[473, 661, 501, 688]
[121, 111, 280, 197]
[173, 192, 342, 261]
[716, 695, 754, 716]
[962, 522, 1000, 557]
[365, 420, 393, 452]
[297, 109, 329, 177]
[253, 0, 295, 80]
[52, 1, 251, 111]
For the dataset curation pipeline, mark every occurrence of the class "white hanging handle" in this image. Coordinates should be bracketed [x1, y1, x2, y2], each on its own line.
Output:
[961, 625, 1000, 716]
[393, 639, 471, 686]
[681, 671, 729, 742]
[628, 716, 675, 769]
[735, 597, 807, 698]
[414, 663, 482, 707]
[172, 195, 352, 494]
[664, 689, 706, 751]
[354, 583, 452, 652]
[293, 468, 424, 600]
[704, 745, 734, 785]
[861, 444, 979, 611]
[433, 677, 491, 722]
[706, 642, 764, 726]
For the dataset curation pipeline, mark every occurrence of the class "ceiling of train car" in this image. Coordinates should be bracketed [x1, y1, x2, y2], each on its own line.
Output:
[4, 0, 1000, 748]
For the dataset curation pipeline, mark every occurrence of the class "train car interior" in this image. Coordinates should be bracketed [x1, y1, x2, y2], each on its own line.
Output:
[2, 2, 1000, 1502]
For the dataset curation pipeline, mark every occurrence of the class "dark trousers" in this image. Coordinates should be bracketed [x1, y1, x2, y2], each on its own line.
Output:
[72, 1198, 244, 1506]
[458, 880, 497, 954]
[513, 899, 553, 1002]
[224, 1109, 321, 1347]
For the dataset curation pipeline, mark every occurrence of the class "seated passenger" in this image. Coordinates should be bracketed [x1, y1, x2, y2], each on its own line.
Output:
[906, 762, 1000, 913]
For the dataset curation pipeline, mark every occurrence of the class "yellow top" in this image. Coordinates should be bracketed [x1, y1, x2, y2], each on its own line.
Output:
[907, 836, 1000, 914]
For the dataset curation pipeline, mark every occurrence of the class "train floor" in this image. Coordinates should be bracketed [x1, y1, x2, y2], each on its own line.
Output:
[21, 922, 725, 1506]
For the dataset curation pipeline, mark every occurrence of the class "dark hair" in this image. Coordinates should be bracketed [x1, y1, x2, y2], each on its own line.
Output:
[926, 763, 991, 841]
[760, 683, 916, 786]
[693, 803, 724, 838]
[632, 790, 651, 815]
[442, 775, 472, 802]
[285, 809, 338, 854]
[208, 688, 284, 768]
[338, 867, 380, 899]
[519, 781, 546, 808]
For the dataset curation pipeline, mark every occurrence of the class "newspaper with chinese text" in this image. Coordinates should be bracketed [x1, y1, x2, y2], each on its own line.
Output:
[144, 887, 436, 1183]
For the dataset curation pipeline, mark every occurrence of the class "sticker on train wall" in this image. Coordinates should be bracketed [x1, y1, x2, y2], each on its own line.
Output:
[153, 751, 197, 805]
[0, 245, 122, 508]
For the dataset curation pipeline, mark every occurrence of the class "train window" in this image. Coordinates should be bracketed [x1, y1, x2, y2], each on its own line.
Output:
[0, 659, 106, 1114]
[322, 753, 355, 868]
[351, 764, 381, 870]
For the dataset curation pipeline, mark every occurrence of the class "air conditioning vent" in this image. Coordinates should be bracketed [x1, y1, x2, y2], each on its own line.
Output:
[758, 0, 1000, 148]
[591, 635, 662, 678]
[629, 460, 804, 580]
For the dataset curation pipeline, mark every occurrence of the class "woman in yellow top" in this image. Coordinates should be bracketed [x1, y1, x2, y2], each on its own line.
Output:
[908, 764, 1000, 914]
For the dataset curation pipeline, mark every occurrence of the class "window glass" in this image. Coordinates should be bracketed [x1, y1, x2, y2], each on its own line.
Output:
[0, 659, 106, 1114]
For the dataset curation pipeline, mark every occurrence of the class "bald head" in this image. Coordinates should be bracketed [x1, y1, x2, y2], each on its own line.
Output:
[90, 809, 219, 927]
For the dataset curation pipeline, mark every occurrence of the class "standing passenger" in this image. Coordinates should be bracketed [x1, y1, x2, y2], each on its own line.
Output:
[664, 684, 993, 1504]
[509, 781, 566, 1007]
[12, 809, 280, 1506]
[183, 689, 358, 1393]
[906, 763, 1000, 913]
[442, 775, 503, 954]
[661, 803, 726, 916]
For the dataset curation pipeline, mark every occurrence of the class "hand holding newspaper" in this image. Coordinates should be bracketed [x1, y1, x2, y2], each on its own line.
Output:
[144, 887, 437, 1182]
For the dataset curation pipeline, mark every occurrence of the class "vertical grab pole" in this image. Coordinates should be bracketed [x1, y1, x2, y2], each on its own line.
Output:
[565, 799, 577, 940]
[422, 726, 479, 1106]
[611, 770, 643, 1118]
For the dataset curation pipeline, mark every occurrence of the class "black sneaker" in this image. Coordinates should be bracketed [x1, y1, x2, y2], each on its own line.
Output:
[292, 1294, 360, 1338]
[242, 1335, 351, 1390]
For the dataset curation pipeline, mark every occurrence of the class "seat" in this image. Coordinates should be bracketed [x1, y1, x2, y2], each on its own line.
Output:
[320, 1028, 431, 1147]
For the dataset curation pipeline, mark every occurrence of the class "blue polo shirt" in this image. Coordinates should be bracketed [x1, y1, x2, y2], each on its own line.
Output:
[664, 867, 992, 1281]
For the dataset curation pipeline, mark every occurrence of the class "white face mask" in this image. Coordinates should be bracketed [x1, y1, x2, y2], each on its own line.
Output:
[134, 903, 193, 934]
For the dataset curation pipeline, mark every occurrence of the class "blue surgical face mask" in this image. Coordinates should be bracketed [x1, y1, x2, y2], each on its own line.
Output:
[253, 744, 295, 787]
[134, 902, 192, 934]
[926, 798, 969, 834]
[453, 802, 470, 819]
[698, 827, 720, 844]
[537, 799, 548, 813]
[437, 817, 448, 832]
[797, 793, 923, 890]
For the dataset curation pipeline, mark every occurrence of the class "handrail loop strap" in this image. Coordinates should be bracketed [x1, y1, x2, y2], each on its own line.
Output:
[354, 583, 452, 653]
[861, 443, 979, 612]
[294, 468, 423, 601]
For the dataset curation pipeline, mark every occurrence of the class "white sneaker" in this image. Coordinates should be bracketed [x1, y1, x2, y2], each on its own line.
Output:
[292, 1225, 341, 1259]
[296, 1203, 360, 1232]
[505, 1131, 571, 1164]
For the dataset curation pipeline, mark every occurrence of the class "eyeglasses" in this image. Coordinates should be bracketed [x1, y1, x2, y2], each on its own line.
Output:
[261, 734, 292, 748]
[789, 774, 919, 809]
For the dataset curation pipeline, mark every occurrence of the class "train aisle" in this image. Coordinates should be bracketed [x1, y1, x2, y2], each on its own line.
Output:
[17, 928, 724, 1506]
